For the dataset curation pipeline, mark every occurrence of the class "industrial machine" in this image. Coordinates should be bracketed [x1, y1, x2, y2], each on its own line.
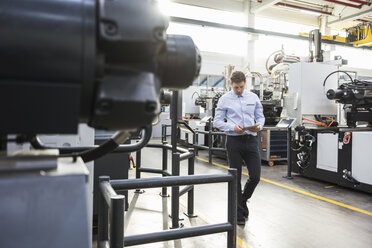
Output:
[326, 71, 372, 127]
[0, 0, 200, 247]
[287, 64, 372, 193]
[346, 23, 372, 47]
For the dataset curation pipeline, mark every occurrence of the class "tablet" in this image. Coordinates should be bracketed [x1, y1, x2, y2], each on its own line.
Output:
[242, 124, 259, 131]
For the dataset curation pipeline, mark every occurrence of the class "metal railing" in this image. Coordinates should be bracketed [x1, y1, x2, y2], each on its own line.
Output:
[162, 123, 227, 164]
[135, 143, 197, 227]
[97, 169, 238, 248]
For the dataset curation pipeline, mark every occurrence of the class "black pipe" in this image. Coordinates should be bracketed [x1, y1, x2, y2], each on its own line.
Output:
[30, 125, 152, 155]
[179, 185, 193, 196]
[136, 149, 142, 179]
[208, 129, 213, 163]
[146, 143, 189, 153]
[227, 169, 237, 248]
[110, 195, 125, 248]
[98, 177, 110, 246]
[124, 223, 232, 246]
[171, 152, 180, 228]
[161, 141, 169, 197]
[99, 181, 117, 208]
[165, 144, 188, 153]
[138, 168, 171, 176]
[186, 151, 196, 217]
[171, 91, 179, 153]
[162, 124, 166, 143]
[193, 132, 199, 156]
[110, 174, 233, 190]
[180, 151, 194, 161]
[79, 132, 130, 162]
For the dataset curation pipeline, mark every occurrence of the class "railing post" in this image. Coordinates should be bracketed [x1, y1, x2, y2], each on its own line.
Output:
[98, 176, 110, 247]
[194, 131, 199, 156]
[135, 148, 144, 193]
[110, 195, 125, 248]
[161, 124, 166, 143]
[136, 149, 141, 179]
[208, 130, 212, 164]
[161, 141, 169, 197]
[185, 148, 197, 218]
[227, 169, 237, 248]
[171, 152, 181, 229]
[284, 126, 293, 179]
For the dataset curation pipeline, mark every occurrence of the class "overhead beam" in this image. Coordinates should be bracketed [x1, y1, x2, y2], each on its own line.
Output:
[250, 0, 282, 13]
[172, 0, 244, 12]
[328, 6, 372, 26]
[170, 16, 372, 50]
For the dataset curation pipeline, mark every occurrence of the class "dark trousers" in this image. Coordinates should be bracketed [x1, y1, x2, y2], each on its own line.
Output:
[226, 135, 261, 216]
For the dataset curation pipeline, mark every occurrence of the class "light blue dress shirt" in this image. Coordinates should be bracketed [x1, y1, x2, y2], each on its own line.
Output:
[214, 90, 265, 136]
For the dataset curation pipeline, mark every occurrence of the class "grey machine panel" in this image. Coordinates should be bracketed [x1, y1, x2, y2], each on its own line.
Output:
[352, 131, 372, 185]
[0, 157, 90, 248]
[316, 133, 339, 172]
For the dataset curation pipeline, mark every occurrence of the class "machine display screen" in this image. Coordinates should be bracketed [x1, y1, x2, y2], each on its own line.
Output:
[276, 118, 296, 128]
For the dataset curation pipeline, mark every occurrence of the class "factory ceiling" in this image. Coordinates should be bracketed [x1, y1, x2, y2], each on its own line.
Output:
[172, 0, 372, 30]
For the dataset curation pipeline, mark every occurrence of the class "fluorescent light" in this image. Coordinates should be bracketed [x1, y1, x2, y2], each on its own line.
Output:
[300, 9, 320, 16]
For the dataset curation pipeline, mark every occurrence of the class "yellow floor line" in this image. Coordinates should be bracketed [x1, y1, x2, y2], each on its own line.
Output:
[196, 157, 372, 217]
[237, 236, 250, 248]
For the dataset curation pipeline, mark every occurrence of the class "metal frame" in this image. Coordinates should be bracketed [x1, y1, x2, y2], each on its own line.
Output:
[162, 123, 228, 164]
[97, 169, 238, 248]
[170, 16, 372, 50]
[135, 142, 197, 226]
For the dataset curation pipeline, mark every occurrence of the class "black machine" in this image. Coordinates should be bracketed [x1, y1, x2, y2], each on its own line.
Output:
[0, 1, 201, 247]
[288, 70, 372, 194]
[290, 126, 372, 194]
[0, 0, 201, 136]
[251, 90, 283, 126]
[325, 71, 372, 127]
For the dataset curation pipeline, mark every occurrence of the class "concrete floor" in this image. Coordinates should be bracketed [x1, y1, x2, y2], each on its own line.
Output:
[119, 138, 372, 248]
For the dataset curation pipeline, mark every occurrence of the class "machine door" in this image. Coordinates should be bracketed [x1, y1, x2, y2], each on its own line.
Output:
[316, 133, 339, 172]
[352, 132, 372, 185]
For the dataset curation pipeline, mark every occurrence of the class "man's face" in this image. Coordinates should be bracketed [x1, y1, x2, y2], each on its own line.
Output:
[231, 81, 246, 96]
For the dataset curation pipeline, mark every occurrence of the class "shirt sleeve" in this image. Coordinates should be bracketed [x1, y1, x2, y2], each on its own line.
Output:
[254, 96, 265, 131]
[213, 96, 236, 132]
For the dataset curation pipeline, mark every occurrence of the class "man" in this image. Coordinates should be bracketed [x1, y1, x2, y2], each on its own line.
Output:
[214, 71, 265, 225]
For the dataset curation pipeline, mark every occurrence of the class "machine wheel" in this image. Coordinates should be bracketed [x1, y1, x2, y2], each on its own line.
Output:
[268, 161, 274, 167]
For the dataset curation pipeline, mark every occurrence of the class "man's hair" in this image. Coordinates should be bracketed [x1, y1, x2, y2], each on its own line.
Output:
[230, 71, 246, 84]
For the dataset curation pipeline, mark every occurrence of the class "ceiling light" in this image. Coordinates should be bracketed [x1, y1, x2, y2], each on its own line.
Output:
[300, 9, 320, 16]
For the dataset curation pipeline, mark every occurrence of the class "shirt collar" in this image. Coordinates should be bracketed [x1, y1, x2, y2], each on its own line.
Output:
[231, 90, 245, 98]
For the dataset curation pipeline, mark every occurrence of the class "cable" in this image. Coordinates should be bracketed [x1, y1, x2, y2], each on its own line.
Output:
[302, 117, 328, 127]
[327, 117, 334, 127]
[30, 125, 152, 162]
[323, 70, 354, 88]
[77, 131, 131, 162]
[191, 91, 200, 100]
[152, 114, 161, 126]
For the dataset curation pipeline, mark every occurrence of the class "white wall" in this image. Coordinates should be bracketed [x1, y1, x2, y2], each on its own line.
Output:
[200, 51, 245, 76]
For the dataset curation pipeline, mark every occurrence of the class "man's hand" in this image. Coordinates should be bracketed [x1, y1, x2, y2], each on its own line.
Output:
[248, 125, 260, 133]
[234, 124, 244, 134]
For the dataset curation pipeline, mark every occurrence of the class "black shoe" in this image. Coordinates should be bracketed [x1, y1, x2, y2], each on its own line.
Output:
[237, 215, 245, 225]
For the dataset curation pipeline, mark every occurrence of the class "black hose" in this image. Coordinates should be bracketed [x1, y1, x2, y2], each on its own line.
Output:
[30, 125, 152, 162]
[79, 137, 125, 162]
[323, 70, 354, 88]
